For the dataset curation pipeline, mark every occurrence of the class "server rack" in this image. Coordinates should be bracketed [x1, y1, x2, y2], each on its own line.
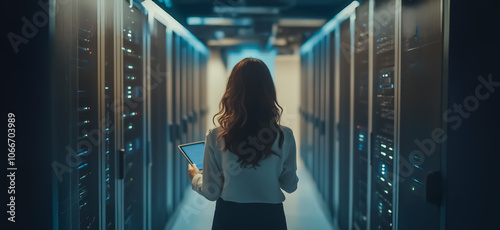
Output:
[121, 3, 147, 229]
[172, 33, 182, 208]
[351, 2, 370, 230]
[103, 0, 118, 229]
[300, 0, 499, 229]
[370, 0, 397, 229]
[327, 30, 337, 222]
[313, 43, 320, 193]
[51, 0, 209, 229]
[165, 26, 176, 216]
[319, 37, 328, 204]
[149, 16, 168, 230]
[51, 0, 103, 229]
[397, 0, 443, 228]
[338, 18, 352, 230]
[323, 35, 333, 209]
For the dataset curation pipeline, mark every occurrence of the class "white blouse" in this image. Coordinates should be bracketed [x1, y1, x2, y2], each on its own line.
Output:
[191, 125, 299, 204]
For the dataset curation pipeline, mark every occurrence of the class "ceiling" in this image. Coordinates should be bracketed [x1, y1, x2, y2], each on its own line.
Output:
[155, 0, 353, 54]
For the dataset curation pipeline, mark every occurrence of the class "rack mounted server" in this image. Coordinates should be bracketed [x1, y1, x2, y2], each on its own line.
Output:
[299, 0, 499, 229]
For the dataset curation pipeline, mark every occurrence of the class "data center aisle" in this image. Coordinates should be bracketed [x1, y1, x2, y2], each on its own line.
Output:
[168, 155, 334, 230]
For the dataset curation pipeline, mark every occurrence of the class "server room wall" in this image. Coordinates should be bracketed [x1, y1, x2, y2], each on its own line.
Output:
[47, 0, 209, 229]
[299, 0, 499, 230]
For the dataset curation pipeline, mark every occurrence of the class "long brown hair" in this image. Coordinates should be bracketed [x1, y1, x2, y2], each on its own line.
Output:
[213, 58, 284, 169]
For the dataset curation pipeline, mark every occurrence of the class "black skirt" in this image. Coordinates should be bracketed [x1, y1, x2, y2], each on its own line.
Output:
[212, 198, 287, 230]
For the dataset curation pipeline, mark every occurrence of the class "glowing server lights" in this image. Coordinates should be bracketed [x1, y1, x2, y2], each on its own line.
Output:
[51, 0, 208, 230]
[299, 0, 467, 229]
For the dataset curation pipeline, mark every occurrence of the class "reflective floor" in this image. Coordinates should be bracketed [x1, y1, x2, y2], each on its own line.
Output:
[168, 157, 334, 230]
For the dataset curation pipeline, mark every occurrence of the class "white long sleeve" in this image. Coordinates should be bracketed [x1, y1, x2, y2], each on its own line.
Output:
[191, 126, 299, 203]
[191, 129, 223, 201]
[279, 133, 299, 193]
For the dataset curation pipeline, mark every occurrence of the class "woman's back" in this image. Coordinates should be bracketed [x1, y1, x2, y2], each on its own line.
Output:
[188, 58, 298, 230]
[194, 125, 298, 203]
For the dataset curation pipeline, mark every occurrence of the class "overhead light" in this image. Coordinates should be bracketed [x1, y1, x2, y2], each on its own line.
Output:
[213, 6, 280, 15]
[207, 38, 244, 46]
[278, 19, 326, 27]
[272, 38, 287, 46]
[187, 17, 252, 26]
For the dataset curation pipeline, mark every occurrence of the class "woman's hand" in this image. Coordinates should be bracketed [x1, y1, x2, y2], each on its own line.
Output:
[188, 164, 201, 180]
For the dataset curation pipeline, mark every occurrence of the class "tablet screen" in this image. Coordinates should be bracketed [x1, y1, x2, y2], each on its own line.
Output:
[179, 142, 205, 170]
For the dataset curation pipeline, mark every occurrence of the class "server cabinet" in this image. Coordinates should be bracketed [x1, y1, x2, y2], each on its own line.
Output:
[312, 43, 319, 186]
[172, 32, 182, 208]
[322, 36, 332, 205]
[75, 1, 100, 228]
[198, 54, 209, 140]
[149, 18, 168, 230]
[369, 0, 397, 229]
[338, 19, 352, 230]
[180, 38, 189, 191]
[305, 53, 315, 171]
[187, 46, 194, 142]
[121, 2, 147, 229]
[51, 0, 103, 229]
[104, 1, 117, 229]
[317, 38, 326, 202]
[318, 38, 327, 203]
[165, 27, 175, 216]
[397, 0, 443, 229]
[192, 50, 201, 141]
[351, 2, 370, 229]
[303, 51, 310, 170]
[299, 53, 307, 169]
[327, 30, 338, 221]
[443, 1, 500, 229]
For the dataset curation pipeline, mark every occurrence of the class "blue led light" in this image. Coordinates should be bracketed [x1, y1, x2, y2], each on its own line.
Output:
[77, 163, 88, 169]
[77, 150, 88, 156]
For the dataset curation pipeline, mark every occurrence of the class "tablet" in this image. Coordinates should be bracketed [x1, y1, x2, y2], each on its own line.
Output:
[178, 141, 205, 170]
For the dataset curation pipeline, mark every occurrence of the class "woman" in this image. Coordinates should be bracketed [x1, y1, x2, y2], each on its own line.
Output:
[188, 58, 299, 230]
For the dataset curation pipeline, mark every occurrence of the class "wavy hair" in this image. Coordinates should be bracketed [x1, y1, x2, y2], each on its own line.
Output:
[213, 58, 284, 168]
